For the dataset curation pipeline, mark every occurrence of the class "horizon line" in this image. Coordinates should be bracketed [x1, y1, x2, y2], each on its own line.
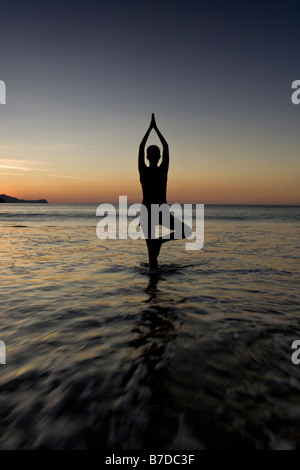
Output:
[40, 201, 300, 206]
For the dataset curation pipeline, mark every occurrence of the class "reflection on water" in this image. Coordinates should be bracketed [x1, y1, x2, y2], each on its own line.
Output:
[107, 272, 180, 449]
[0, 205, 300, 449]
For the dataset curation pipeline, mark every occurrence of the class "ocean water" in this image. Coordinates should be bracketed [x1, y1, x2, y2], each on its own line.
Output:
[0, 204, 300, 450]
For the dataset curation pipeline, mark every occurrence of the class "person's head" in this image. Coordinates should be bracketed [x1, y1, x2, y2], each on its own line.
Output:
[146, 145, 161, 166]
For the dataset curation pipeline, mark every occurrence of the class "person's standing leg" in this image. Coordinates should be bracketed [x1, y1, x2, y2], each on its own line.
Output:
[140, 204, 161, 270]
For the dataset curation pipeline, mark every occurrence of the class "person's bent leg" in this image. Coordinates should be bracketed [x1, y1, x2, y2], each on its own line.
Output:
[159, 212, 192, 242]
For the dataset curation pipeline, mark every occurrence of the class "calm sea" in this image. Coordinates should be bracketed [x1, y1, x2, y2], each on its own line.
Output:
[0, 204, 300, 449]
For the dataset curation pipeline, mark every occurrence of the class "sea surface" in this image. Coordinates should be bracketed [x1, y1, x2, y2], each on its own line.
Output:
[0, 204, 300, 450]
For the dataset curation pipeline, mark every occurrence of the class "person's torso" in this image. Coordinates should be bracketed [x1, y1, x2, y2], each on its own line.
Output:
[140, 166, 168, 205]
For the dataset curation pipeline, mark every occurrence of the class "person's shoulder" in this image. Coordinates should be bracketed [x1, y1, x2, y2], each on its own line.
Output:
[139, 165, 148, 178]
[159, 162, 168, 173]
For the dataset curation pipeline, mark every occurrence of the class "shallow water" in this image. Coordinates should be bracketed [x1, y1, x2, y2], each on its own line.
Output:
[0, 205, 300, 449]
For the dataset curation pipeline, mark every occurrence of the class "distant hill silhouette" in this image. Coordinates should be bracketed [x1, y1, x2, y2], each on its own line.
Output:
[0, 194, 48, 203]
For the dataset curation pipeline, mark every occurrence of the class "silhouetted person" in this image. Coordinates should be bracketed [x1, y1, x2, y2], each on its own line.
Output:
[138, 114, 191, 270]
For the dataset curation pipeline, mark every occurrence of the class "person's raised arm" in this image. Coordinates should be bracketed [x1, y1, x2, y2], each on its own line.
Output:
[138, 117, 154, 172]
[152, 116, 169, 171]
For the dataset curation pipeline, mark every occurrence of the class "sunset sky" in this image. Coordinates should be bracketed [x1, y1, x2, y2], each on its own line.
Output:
[0, 0, 299, 204]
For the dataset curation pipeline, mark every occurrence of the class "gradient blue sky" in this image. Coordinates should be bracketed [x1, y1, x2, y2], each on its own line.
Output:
[0, 0, 299, 203]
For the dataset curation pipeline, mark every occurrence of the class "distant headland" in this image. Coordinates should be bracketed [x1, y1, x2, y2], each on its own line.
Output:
[0, 194, 48, 203]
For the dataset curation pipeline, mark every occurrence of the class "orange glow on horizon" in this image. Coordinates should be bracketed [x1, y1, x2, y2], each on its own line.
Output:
[2, 173, 299, 205]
